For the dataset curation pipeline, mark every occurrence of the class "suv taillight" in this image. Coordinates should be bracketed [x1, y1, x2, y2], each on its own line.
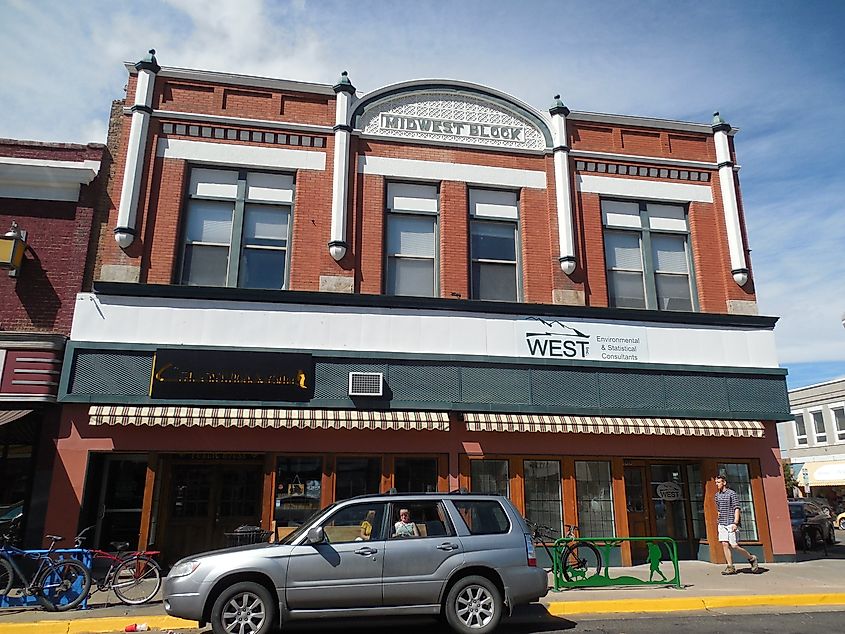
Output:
[525, 534, 537, 567]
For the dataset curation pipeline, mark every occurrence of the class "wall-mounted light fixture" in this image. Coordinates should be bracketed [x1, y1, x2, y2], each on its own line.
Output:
[0, 222, 28, 277]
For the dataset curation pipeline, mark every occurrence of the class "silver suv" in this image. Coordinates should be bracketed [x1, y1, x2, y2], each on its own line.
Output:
[163, 492, 548, 634]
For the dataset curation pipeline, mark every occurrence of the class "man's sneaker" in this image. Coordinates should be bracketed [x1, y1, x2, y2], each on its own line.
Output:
[721, 565, 737, 575]
[748, 555, 759, 572]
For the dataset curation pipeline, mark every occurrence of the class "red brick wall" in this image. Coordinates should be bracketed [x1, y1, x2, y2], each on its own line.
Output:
[0, 141, 105, 334]
[102, 70, 759, 313]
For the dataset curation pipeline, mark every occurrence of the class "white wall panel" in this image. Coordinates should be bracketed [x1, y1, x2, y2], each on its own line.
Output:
[359, 155, 546, 189]
[579, 174, 713, 203]
[157, 138, 326, 171]
[73, 293, 781, 370]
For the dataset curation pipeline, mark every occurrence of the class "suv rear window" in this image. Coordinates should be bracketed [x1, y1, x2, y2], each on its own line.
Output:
[453, 500, 510, 535]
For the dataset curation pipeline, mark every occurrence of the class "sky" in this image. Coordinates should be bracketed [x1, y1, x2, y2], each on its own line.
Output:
[1, 0, 843, 389]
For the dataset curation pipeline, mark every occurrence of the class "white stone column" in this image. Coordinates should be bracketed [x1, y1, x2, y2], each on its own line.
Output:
[328, 71, 356, 261]
[712, 112, 749, 286]
[115, 49, 160, 248]
[549, 96, 576, 274]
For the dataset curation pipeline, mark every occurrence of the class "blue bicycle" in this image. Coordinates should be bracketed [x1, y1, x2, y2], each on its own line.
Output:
[0, 522, 92, 611]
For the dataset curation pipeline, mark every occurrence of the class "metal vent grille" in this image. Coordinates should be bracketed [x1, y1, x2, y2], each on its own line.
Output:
[348, 372, 384, 397]
[70, 351, 153, 396]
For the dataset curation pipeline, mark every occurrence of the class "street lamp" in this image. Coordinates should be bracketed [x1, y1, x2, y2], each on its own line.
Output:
[0, 222, 27, 277]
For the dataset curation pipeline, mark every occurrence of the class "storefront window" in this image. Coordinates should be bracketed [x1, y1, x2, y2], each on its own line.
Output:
[470, 459, 509, 497]
[171, 465, 211, 518]
[718, 463, 758, 541]
[650, 464, 688, 540]
[686, 464, 706, 539]
[335, 457, 381, 500]
[575, 461, 615, 536]
[524, 460, 562, 536]
[275, 457, 323, 527]
[394, 457, 437, 493]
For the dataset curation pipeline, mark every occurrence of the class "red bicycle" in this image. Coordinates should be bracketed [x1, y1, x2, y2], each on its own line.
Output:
[74, 527, 162, 605]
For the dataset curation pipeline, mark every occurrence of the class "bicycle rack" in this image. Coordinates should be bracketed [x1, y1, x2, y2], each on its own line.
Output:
[0, 548, 92, 610]
[551, 536, 681, 591]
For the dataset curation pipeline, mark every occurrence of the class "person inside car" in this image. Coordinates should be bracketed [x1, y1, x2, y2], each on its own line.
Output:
[393, 508, 420, 538]
[358, 510, 377, 540]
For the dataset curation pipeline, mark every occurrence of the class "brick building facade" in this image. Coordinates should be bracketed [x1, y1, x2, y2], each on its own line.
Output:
[49, 51, 793, 565]
[0, 138, 103, 545]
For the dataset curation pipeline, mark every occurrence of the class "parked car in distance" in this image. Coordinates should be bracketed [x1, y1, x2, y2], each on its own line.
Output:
[789, 500, 835, 550]
[163, 492, 548, 634]
[0, 501, 23, 536]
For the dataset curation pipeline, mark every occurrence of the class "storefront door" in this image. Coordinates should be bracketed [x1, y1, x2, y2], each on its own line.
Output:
[623, 464, 649, 564]
[95, 455, 147, 549]
[162, 457, 263, 565]
[648, 463, 695, 559]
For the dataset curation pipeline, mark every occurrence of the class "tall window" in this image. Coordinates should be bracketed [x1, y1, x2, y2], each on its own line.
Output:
[718, 463, 758, 541]
[524, 460, 562, 537]
[469, 189, 520, 301]
[602, 200, 695, 311]
[794, 413, 807, 445]
[470, 459, 509, 497]
[385, 182, 438, 296]
[833, 407, 845, 442]
[811, 411, 827, 444]
[575, 461, 615, 536]
[180, 168, 292, 289]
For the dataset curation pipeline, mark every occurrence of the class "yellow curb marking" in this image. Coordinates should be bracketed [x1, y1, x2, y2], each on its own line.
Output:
[0, 615, 197, 634]
[547, 593, 845, 616]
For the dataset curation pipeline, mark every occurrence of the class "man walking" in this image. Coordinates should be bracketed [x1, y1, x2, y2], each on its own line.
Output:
[715, 474, 759, 575]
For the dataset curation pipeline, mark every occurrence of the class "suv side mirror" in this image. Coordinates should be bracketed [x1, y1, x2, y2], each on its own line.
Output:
[306, 526, 325, 545]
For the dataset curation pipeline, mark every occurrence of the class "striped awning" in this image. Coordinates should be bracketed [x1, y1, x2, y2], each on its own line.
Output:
[88, 406, 449, 431]
[0, 410, 33, 426]
[463, 413, 764, 438]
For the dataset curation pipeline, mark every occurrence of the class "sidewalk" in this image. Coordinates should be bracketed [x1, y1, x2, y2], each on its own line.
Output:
[1, 558, 844, 633]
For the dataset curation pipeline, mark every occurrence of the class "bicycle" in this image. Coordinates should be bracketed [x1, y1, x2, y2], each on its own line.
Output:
[526, 520, 603, 581]
[73, 526, 162, 605]
[0, 523, 92, 611]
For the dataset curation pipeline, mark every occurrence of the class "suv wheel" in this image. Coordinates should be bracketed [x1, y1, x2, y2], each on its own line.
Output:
[211, 581, 276, 634]
[444, 575, 502, 634]
[839, 518, 845, 531]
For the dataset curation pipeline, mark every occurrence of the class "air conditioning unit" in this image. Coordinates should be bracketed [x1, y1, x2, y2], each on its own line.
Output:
[348, 372, 384, 397]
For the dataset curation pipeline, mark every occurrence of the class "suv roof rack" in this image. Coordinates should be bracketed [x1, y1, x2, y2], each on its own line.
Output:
[347, 488, 494, 501]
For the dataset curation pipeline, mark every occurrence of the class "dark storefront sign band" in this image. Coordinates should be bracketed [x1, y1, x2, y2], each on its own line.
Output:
[150, 349, 314, 401]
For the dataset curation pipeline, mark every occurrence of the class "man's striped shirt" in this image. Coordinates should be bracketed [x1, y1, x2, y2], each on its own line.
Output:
[715, 487, 739, 525]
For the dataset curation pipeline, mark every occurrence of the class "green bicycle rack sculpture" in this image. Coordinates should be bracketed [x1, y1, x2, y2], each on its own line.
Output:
[552, 536, 681, 591]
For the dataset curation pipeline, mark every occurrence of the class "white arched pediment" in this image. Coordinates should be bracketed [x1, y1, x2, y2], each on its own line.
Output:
[352, 82, 551, 152]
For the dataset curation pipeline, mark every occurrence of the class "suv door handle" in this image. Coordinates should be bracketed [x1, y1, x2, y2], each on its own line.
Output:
[436, 542, 459, 551]
[354, 547, 378, 556]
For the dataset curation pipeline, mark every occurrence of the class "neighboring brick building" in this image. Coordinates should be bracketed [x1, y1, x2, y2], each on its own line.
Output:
[0, 138, 103, 545]
[52, 50, 793, 565]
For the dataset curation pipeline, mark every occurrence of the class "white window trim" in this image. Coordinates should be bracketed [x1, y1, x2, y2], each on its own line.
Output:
[808, 407, 827, 445]
[830, 402, 845, 442]
[793, 411, 808, 446]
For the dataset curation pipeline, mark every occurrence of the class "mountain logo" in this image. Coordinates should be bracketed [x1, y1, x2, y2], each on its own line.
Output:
[524, 317, 591, 358]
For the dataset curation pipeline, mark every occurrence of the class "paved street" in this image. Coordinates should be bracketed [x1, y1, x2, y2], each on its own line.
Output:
[172, 607, 845, 634]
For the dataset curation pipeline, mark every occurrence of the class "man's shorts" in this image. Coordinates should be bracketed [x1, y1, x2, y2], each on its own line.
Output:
[718, 524, 738, 546]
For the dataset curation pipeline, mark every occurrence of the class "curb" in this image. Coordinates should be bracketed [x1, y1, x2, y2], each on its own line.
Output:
[545, 593, 845, 616]
[4, 594, 845, 632]
[0, 615, 196, 634]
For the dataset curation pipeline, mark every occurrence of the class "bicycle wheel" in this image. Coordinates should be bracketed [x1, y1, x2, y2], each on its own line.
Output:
[112, 555, 162, 605]
[0, 558, 13, 596]
[37, 559, 92, 611]
[561, 541, 602, 581]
